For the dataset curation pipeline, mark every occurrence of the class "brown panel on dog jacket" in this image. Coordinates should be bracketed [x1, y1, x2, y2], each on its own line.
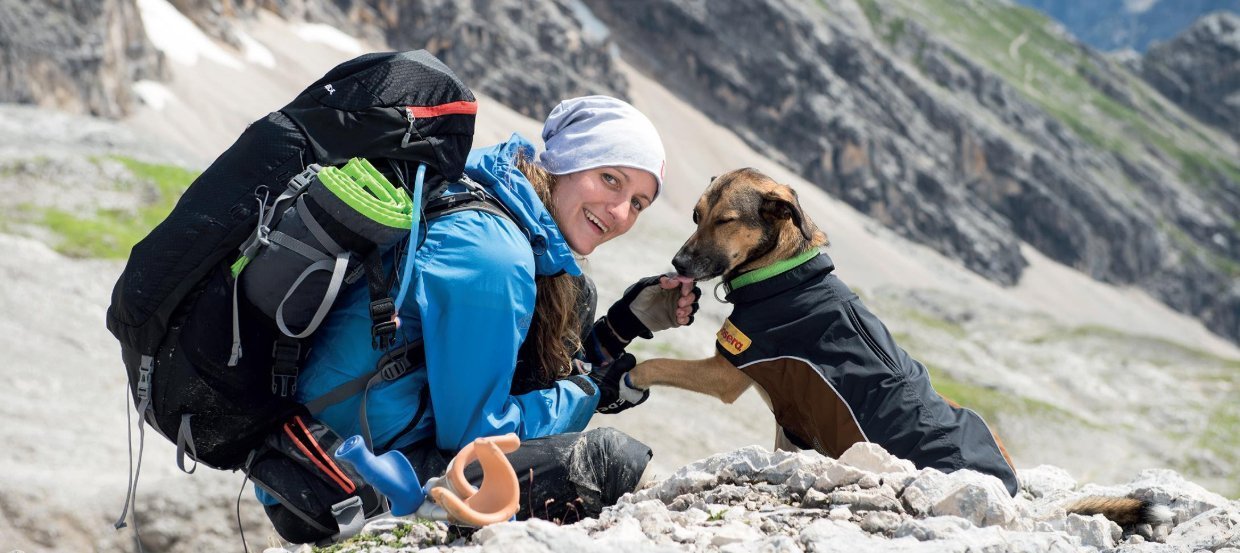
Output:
[717, 252, 1018, 495]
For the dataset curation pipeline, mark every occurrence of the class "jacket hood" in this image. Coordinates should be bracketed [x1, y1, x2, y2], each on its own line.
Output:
[465, 133, 582, 277]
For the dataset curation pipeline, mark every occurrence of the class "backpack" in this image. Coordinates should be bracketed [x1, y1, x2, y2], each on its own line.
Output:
[105, 50, 509, 544]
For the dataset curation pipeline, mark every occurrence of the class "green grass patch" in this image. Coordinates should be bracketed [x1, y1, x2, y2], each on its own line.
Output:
[1194, 394, 1240, 498]
[41, 156, 196, 259]
[1033, 323, 1240, 369]
[924, 363, 1097, 427]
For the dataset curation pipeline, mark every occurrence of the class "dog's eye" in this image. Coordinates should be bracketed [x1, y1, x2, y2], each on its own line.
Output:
[692, 210, 700, 224]
[715, 217, 736, 225]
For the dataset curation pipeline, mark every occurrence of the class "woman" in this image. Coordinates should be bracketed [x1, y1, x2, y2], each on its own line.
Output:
[259, 96, 698, 539]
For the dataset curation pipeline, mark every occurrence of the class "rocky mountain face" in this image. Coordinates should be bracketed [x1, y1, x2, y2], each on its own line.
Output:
[1014, 0, 1240, 52]
[165, 0, 629, 118]
[5, 0, 1235, 343]
[0, 0, 165, 118]
[581, 0, 1240, 345]
[1141, 12, 1240, 141]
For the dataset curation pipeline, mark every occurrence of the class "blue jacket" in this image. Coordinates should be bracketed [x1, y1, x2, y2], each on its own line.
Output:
[296, 133, 600, 453]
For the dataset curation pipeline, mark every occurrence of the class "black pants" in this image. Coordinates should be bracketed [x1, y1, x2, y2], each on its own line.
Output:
[262, 427, 651, 543]
[399, 427, 652, 523]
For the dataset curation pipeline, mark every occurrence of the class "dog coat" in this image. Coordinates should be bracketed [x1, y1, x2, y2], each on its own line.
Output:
[717, 252, 1019, 495]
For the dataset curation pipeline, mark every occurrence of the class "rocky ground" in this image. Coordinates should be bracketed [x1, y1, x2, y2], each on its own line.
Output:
[282, 444, 1240, 553]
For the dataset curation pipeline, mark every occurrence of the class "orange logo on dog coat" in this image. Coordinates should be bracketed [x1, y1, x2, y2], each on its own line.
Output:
[717, 319, 752, 355]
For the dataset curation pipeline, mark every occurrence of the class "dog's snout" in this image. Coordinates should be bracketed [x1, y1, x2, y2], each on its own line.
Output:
[672, 253, 692, 277]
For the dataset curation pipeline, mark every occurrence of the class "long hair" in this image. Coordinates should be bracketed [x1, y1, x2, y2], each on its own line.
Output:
[514, 154, 582, 386]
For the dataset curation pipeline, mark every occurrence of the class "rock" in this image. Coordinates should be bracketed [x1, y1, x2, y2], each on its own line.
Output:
[1142, 12, 1240, 141]
[1021, 465, 1078, 499]
[904, 469, 1020, 529]
[1064, 513, 1120, 550]
[1163, 503, 1240, 552]
[0, 0, 166, 117]
[892, 516, 975, 540]
[838, 442, 918, 475]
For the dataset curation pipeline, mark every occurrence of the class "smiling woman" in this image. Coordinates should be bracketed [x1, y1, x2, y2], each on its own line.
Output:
[258, 94, 702, 543]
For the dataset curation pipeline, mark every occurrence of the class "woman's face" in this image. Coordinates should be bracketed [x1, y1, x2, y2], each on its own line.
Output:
[552, 166, 658, 255]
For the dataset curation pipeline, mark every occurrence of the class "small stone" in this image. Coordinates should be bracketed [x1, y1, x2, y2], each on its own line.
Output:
[838, 442, 917, 474]
[858, 511, 902, 534]
[829, 506, 852, 520]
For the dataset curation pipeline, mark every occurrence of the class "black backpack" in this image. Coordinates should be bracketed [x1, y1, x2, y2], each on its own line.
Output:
[106, 51, 490, 543]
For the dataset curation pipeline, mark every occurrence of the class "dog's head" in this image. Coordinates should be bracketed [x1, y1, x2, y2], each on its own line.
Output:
[672, 168, 827, 281]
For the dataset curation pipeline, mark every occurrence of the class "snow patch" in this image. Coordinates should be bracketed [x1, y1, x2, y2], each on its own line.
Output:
[569, 0, 611, 43]
[294, 23, 364, 54]
[132, 80, 175, 111]
[236, 30, 276, 68]
[1123, 0, 1159, 14]
[135, 0, 242, 69]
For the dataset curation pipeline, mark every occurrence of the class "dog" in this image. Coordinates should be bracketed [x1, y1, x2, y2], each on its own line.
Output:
[628, 168, 1170, 527]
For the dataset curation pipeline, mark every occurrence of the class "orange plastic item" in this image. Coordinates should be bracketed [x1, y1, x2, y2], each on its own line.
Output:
[432, 433, 521, 526]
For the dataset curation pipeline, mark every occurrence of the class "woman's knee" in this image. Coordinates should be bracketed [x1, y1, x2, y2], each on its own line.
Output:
[574, 427, 652, 504]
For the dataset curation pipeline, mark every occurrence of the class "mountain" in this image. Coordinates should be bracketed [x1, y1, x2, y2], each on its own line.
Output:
[1141, 12, 1240, 141]
[1014, 0, 1240, 52]
[580, 0, 1240, 345]
[1, 0, 1239, 551]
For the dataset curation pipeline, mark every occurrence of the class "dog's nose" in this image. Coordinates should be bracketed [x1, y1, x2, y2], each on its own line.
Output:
[672, 252, 692, 276]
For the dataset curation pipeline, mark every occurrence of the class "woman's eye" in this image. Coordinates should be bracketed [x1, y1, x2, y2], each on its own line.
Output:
[631, 198, 644, 212]
[602, 173, 618, 187]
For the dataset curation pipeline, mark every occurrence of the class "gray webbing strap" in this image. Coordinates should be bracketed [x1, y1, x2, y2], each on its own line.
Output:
[175, 414, 199, 474]
[269, 231, 332, 263]
[114, 364, 152, 553]
[296, 195, 344, 255]
[275, 253, 349, 338]
[228, 273, 244, 366]
[327, 496, 367, 544]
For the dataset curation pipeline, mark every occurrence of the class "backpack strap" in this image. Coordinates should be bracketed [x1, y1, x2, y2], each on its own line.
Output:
[301, 174, 523, 450]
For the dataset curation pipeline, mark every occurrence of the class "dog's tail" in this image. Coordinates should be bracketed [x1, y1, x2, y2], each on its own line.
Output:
[1066, 496, 1173, 526]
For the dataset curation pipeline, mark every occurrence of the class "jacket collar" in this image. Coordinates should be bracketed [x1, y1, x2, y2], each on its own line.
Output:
[464, 133, 581, 277]
[725, 251, 834, 304]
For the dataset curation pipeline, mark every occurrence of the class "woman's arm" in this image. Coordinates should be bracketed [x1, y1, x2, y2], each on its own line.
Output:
[415, 211, 598, 451]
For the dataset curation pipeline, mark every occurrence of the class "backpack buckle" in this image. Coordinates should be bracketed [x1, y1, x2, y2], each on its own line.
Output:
[369, 298, 398, 350]
[288, 164, 322, 193]
[272, 340, 301, 398]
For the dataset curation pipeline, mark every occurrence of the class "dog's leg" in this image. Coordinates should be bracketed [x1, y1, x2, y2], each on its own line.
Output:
[773, 425, 798, 453]
[630, 353, 753, 404]
[939, 393, 1016, 469]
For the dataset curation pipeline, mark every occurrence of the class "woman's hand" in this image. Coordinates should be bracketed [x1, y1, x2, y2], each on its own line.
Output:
[605, 273, 701, 343]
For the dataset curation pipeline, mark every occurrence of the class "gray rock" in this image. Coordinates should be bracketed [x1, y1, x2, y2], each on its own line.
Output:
[1163, 502, 1240, 552]
[1064, 513, 1120, 550]
[838, 442, 917, 475]
[1142, 12, 1240, 141]
[1021, 465, 1079, 499]
[0, 0, 166, 118]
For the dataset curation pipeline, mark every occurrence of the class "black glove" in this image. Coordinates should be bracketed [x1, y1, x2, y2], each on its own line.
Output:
[580, 353, 648, 414]
[604, 274, 702, 345]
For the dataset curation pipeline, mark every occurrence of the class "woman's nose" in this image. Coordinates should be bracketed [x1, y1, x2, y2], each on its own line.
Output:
[607, 200, 630, 222]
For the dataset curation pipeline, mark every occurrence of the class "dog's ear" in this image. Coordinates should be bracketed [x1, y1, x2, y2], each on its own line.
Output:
[761, 185, 815, 241]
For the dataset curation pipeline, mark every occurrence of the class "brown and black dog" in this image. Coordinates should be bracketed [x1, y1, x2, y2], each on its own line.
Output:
[629, 168, 1169, 525]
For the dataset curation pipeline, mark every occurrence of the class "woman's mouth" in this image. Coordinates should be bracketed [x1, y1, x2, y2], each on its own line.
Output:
[585, 209, 610, 235]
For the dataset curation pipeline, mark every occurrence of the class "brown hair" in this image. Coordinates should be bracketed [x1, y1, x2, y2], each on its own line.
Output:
[515, 154, 582, 386]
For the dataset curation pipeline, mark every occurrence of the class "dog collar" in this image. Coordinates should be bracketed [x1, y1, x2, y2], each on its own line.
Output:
[727, 248, 821, 293]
